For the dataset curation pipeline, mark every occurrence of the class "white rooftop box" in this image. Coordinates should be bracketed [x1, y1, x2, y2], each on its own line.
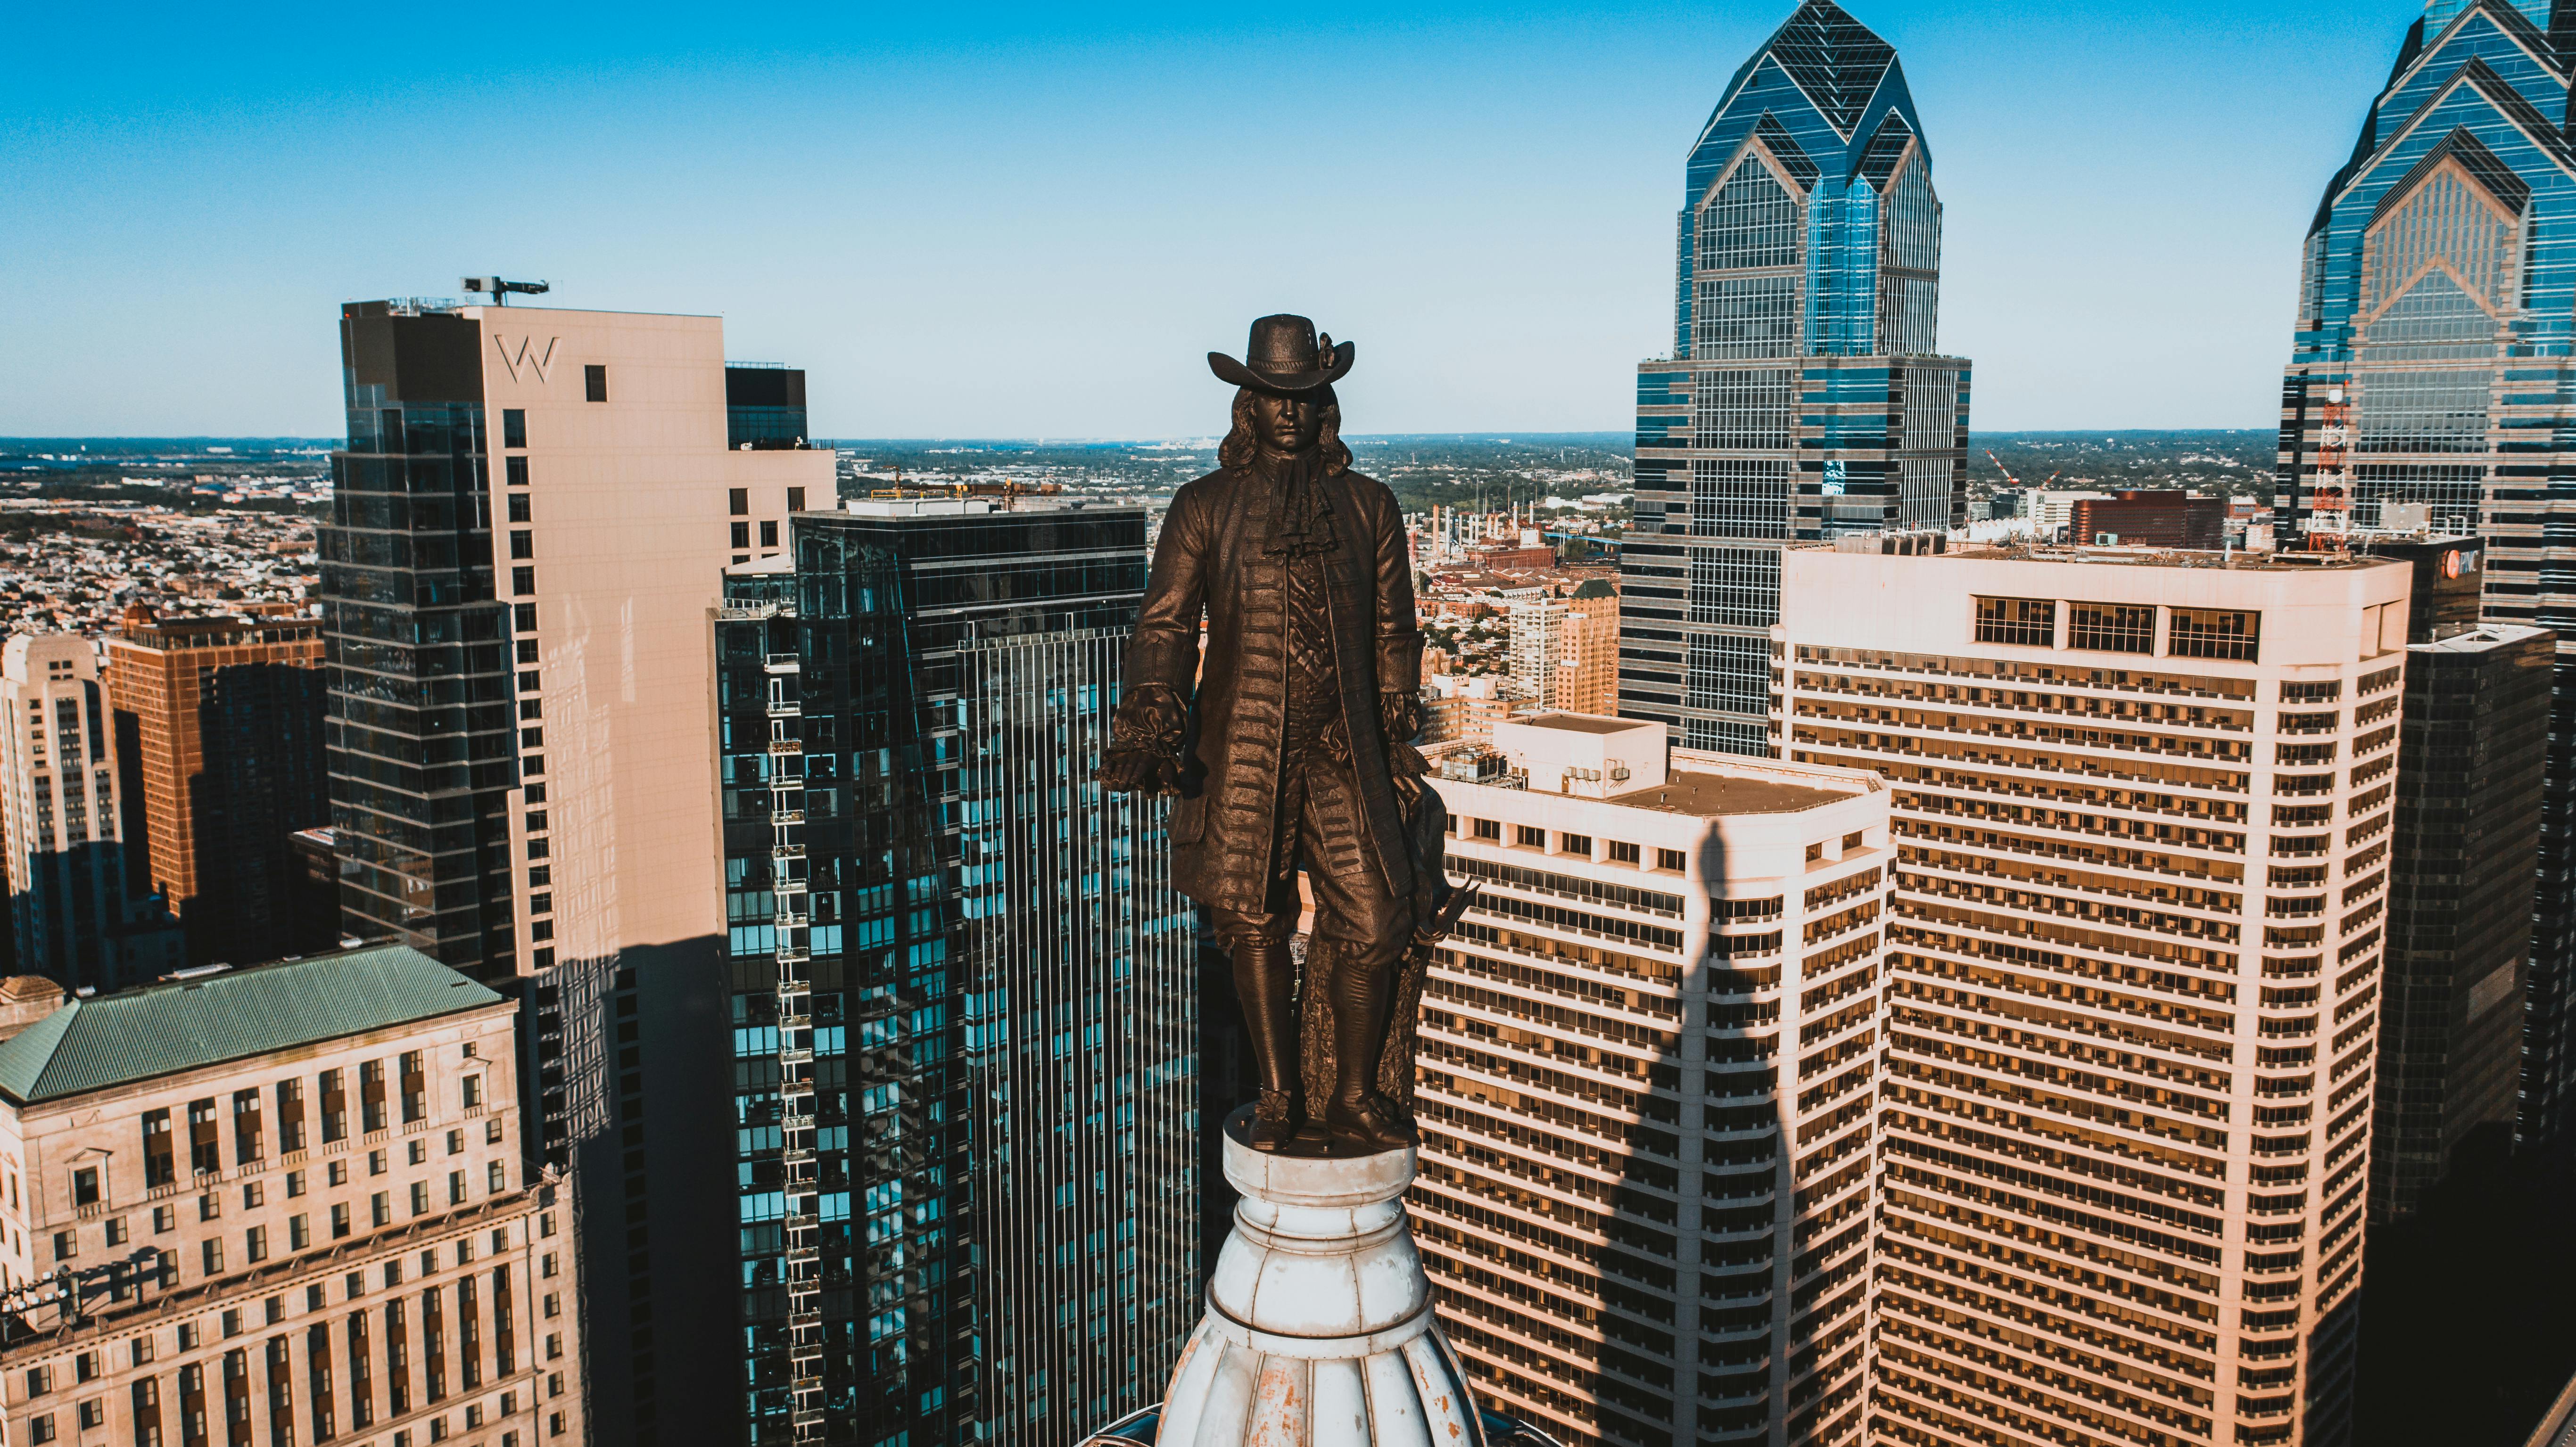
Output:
[1491, 712, 1667, 797]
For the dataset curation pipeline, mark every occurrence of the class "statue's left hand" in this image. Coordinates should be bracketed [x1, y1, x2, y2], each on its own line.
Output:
[1100, 684, 1189, 796]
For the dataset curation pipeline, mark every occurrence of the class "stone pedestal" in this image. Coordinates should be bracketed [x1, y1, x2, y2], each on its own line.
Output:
[1156, 1108, 1483, 1445]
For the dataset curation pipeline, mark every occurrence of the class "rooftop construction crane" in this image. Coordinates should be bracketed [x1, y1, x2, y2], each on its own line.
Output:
[1984, 450, 2062, 490]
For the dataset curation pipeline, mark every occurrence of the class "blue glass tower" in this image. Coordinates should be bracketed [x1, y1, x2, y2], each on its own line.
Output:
[1619, 0, 1971, 757]
[2276, 0, 2576, 1155]
[712, 500, 1198, 1447]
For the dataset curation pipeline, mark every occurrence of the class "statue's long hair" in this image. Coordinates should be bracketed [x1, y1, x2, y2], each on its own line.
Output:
[1217, 386, 1351, 476]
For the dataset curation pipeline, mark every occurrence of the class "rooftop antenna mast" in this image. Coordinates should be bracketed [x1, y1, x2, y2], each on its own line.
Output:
[461, 275, 552, 307]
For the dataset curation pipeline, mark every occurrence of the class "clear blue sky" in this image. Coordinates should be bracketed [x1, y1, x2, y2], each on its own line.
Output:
[2, 0, 2413, 438]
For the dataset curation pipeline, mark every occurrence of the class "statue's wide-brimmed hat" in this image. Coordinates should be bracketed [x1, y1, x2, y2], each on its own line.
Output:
[1208, 314, 1354, 394]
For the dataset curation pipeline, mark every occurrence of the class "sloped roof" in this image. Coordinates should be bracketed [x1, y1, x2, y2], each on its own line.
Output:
[1753, 113, 1821, 190]
[0, 946, 504, 1106]
[1760, 0, 1898, 137]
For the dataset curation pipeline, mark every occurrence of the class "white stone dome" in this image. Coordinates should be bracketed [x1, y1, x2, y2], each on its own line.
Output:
[1152, 1110, 1486, 1446]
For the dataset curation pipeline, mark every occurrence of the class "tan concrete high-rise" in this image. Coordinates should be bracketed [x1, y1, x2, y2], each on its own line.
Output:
[103, 614, 330, 966]
[1418, 715, 1891, 1447]
[325, 300, 832, 1446]
[0, 945, 579, 1447]
[1774, 543, 2410, 1447]
[1561, 585, 1620, 716]
[0, 636, 183, 991]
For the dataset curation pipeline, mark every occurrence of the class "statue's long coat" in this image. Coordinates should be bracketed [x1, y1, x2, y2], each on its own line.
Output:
[1125, 462, 1423, 914]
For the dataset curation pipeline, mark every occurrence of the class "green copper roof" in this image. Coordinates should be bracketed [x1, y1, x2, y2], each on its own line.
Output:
[0, 945, 505, 1106]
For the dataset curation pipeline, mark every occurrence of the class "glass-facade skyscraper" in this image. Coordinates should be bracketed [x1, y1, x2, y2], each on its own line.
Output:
[1620, 0, 1970, 756]
[712, 499, 1198, 1446]
[2273, 0, 2576, 1154]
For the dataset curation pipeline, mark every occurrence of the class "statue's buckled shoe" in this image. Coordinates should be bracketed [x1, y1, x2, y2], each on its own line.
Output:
[1249, 1090, 1302, 1152]
[1324, 1094, 1416, 1152]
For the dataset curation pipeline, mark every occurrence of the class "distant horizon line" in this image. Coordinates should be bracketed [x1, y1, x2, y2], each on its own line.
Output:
[0, 426, 2280, 446]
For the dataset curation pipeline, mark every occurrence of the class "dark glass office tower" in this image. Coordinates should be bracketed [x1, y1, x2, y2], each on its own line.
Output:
[713, 499, 1197, 1447]
[321, 302, 519, 982]
[2380, 611, 2552, 1219]
[2275, 0, 2576, 1153]
[1622, 0, 1970, 756]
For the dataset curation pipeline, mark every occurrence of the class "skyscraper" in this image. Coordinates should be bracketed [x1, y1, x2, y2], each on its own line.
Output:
[712, 497, 1196, 1446]
[0, 635, 182, 989]
[322, 298, 832, 1443]
[104, 612, 329, 966]
[2365, 536, 2552, 1219]
[2272, 0, 2576, 1151]
[1622, 0, 1970, 756]
[1776, 542, 2411, 1447]
[1415, 715, 1891, 1446]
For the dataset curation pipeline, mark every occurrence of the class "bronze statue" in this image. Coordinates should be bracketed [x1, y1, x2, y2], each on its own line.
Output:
[1101, 315, 1469, 1154]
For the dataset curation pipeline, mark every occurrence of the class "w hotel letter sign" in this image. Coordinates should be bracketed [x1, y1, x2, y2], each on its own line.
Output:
[493, 335, 559, 384]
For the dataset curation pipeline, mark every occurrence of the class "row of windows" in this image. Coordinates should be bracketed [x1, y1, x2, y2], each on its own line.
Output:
[1973, 597, 2262, 662]
[118, 1048, 488, 1198]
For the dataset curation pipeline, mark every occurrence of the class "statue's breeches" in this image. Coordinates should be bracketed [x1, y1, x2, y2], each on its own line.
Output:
[1201, 731, 1412, 959]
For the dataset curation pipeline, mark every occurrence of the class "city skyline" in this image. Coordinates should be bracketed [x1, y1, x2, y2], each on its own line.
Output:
[5, 0, 2424, 439]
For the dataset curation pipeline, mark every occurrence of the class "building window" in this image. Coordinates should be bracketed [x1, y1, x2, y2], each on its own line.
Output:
[51, 1230, 71, 1261]
[729, 488, 750, 516]
[143, 1109, 174, 1187]
[1973, 595, 2056, 647]
[332, 1205, 351, 1240]
[245, 1226, 266, 1264]
[760, 520, 779, 548]
[1558, 833, 1592, 856]
[1655, 847, 1686, 871]
[502, 410, 527, 448]
[372, 1193, 390, 1228]
[2170, 607, 2262, 661]
[321, 1069, 347, 1143]
[201, 1239, 223, 1275]
[462, 1075, 484, 1110]
[1471, 819, 1500, 840]
[188, 1099, 220, 1176]
[507, 493, 531, 524]
[489, 1161, 508, 1193]
[505, 457, 529, 488]
[2068, 602, 2155, 654]
[2281, 679, 2341, 703]
[731, 522, 751, 550]
[104, 1218, 125, 1247]
[233, 1089, 263, 1164]
[788, 487, 806, 511]
[29, 1413, 52, 1443]
[1512, 824, 1544, 848]
[278, 1079, 306, 1151]
[512, 567, 536, 596]
[72, 1167, 98, 1208]
[1608, 840, 1641, 865]
[584, 365, 607, 403]
[400, 1052, 428, 1125]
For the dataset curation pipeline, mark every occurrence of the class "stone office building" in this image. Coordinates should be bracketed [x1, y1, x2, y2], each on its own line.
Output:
[0, 946, 580, 1447]
[1417, 715, 1891, 1447]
